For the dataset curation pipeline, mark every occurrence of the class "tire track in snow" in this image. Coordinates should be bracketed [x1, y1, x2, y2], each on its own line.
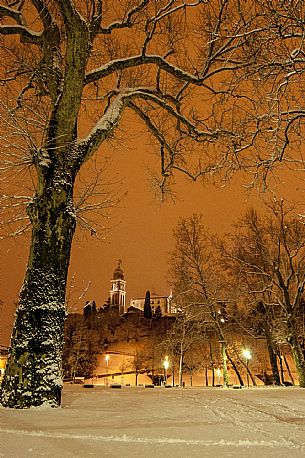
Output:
[0, 427, 302, 450]
[190, 394, 271, 436]
[204, 393, 305, 448]
[219, 394, 305, 426]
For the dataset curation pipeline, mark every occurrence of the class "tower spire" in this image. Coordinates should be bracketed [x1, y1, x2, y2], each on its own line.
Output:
[109, 260, 126, 314]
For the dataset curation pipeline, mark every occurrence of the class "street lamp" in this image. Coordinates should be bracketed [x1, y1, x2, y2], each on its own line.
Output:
[163, 355, 169, 386]
[105, 354, 110, 386]
[242, 349, 252, 387]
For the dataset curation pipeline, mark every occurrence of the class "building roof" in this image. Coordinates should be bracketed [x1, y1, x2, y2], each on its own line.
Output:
[131, 294, 169, 301]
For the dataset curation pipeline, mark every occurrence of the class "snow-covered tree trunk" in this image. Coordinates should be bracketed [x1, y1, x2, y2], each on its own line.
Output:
[179, 347, 184, 387]
[1, 170, 76, 408]
[287, 317, 305, 388]
[220, 341, 229, 388]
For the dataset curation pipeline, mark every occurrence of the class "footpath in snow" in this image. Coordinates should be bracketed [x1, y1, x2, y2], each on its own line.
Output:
[1, 385, 305, 457]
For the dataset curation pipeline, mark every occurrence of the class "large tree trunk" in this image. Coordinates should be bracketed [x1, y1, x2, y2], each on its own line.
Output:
[283, 355, 295, 385]
[217, 325, 229, 387]
[221, 341, 229, 387]
[227, 352, 244, 386]
[209, 342, 215, 386]
[287, 318, 305, 387]
[179, 346, 184, 387]
[265, 325, 281, 385]
[278, 353, 285, 384]
[0, 171, 76, 408]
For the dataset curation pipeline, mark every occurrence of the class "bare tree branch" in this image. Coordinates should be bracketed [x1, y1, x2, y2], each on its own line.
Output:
[97, 0, 149, 35]
[0, 4, 25, 24]
[85, 53, 250, 86]
[0, 25, 43, 44]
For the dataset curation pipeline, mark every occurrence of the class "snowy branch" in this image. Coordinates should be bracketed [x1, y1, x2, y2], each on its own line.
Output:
[30, 0, 53, 29]
[85, 54, 210, 86]
[96, 0, 149, 35]
[0, 25, 43, 44]
[77, 91, 131, 164]
[0, 5, 25, 24]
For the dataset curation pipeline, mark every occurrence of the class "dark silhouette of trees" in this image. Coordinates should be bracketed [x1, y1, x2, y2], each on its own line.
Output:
[62, 314, 99, 380]
[144, 291, 152, 319]
[164, 313, 203, 387]
[154, 305, 162, 320]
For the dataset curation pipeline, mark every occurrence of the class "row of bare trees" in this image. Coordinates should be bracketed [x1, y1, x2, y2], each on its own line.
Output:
[167, 201, 305, 387]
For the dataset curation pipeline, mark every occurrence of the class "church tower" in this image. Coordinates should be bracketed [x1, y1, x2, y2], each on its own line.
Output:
[109, 260, 126, 315]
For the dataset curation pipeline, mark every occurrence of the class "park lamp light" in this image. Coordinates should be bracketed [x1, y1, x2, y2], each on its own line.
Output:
[242, 349, 252, 388]
[105, 354, 110, 386]
[163, 355, 170, 385]
[242, 349, 252, 361]
[164, 355, 170, 371]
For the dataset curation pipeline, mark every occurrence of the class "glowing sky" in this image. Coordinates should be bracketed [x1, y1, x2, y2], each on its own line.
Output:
[0, 121, 302, 347]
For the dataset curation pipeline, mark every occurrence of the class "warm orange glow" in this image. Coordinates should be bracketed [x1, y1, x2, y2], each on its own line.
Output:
[163, 356, 169, 370]
[242, 349, 252, 361]
[0, 357, 6, 370]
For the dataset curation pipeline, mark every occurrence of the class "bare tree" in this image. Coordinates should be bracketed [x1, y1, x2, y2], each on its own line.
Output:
[62, 314, 99, 381]
[163, 310, 203, 386]
[169, 214, 235, 386]
[222, 202, 305, 387]
[239, 1, 305, 183]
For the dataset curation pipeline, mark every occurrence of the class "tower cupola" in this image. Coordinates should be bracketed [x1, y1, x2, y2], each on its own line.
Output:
[109, 259, 126, 314]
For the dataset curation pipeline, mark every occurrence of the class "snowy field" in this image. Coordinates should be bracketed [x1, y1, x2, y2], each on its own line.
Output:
[2, 385, 305, 457]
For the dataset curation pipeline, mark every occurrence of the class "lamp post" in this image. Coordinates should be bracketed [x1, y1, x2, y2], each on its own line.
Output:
[105, 354, 110, 386]
[163, 356, 169, 386]
[242, 349, 252, 387]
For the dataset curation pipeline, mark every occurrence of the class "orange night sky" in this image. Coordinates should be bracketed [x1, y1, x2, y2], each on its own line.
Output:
[1, 1, 304, 351]
[1, 120, 302, 347]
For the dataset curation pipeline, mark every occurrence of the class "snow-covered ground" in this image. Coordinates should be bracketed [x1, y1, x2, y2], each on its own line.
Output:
[1, 385, 305, 458]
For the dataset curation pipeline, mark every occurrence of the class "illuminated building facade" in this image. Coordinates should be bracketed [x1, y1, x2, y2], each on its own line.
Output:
[109, 260, 126, 315]
[129, 293, 178, 316]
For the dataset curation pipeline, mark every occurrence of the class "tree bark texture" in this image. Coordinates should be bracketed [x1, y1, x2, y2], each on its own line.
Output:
[287, 316, 305, 387]
[227, 352, 244, 386]
[265, 326, 281, 385]
[278, 354, 285, 384]
[283, 355, 295, 385]
[221, 341, 229, 387]
[1, 170, 76, 408]
[179, 348, 184, 387]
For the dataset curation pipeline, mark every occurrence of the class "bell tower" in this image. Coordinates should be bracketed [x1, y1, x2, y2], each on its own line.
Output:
[109, 259, 126, 314]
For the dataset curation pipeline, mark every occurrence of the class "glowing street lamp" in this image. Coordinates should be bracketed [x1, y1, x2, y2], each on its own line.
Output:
[105, 354, 110, 385]
[242, 349, 252, 387]
[163, 356, 170, 385]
